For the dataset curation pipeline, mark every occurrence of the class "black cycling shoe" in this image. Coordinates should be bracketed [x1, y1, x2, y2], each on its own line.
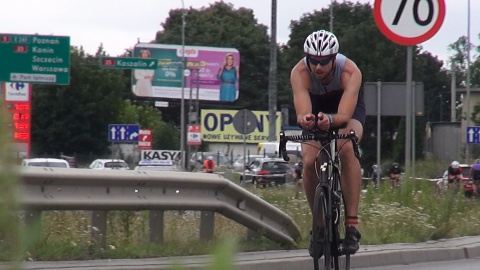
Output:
[342, 226, 361, 254]
[308, 230, 324, 258]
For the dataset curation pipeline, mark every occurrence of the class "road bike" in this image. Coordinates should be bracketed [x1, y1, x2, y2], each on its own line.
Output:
[279, 127, 360, 270]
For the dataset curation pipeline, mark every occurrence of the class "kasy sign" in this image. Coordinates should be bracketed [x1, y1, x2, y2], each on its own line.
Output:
[141, 150, 180, 160]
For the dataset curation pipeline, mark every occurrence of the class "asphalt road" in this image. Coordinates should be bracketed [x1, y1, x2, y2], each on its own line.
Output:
[7, 235, 480, 270]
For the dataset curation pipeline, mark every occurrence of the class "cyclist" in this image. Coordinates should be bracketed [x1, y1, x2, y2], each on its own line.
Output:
[470, 159, 480, 195]
[371, 164, 380, 188]
[389, 162, 402, 188]
[447, 161, 463, 191]
[203, 156, 215, 173]
[291, 29, 364, 258]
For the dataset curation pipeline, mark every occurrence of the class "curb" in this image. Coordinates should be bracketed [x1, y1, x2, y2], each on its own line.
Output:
[12, 236, 480, 270]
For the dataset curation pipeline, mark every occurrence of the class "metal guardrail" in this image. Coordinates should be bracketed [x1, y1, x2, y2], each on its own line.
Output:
[19, 167, 301, 248]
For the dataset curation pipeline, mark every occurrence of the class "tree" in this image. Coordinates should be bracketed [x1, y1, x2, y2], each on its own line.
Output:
[31, 46, 131, 155]
[155, 2, 271, 116]
[278, 1, 448, 167]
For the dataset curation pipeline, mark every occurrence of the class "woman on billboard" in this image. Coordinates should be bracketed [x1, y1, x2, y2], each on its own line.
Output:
[217, 53, 239, 102]
[134, 49, 155, 97]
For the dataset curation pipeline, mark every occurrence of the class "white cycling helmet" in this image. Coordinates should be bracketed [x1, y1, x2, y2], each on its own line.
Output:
[304, 30, 339, 57]
[451, 161, 460, 169]
[207, 156, 213, 161]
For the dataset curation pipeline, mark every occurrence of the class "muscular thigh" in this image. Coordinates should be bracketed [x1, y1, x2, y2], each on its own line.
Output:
[337, 119, 363, 157]
[301, 141, 322, 168]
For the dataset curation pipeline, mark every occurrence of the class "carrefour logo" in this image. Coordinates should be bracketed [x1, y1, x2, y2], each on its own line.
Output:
[5, 82, 29, 101]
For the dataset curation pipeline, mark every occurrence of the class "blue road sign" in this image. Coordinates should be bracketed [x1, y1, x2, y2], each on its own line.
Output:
[466, 126, 480, 144]
[108, 124, 139, 142]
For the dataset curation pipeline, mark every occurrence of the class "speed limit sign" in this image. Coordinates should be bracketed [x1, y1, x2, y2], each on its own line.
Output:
[374, 0, 445, 45]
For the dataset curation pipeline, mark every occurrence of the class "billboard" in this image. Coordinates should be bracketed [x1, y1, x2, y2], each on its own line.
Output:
[201, 109, 281, 143]
[132, 44, 240, 102]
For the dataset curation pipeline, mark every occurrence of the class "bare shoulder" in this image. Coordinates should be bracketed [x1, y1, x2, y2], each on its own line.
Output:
[342, 57, 361, 75]
[290, 58, 311, 89]
[291, 58, 308, 75]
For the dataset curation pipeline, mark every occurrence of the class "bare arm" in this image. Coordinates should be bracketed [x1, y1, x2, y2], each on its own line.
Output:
[290, 60, 315, 128]
[334, 58, 362, 127]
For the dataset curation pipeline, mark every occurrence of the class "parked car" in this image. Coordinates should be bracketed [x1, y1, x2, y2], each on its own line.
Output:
[188, 151, 230, 171]
[233, 154, 265, 171]
[134, 159, 178, 171]
[240, 157, 294, 187]
[88, 159, 130, 170]
[21, 158, 70, 168]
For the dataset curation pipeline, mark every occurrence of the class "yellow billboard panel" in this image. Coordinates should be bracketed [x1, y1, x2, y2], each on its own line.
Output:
[201, 109, 281, 143]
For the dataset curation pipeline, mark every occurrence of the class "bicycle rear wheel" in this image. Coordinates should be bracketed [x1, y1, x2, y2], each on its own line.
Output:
[312, 185, 331, 270]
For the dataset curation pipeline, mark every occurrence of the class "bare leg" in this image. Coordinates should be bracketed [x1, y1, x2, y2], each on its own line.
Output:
[301, 141, 322, 213]
[338, 120, 363, 229]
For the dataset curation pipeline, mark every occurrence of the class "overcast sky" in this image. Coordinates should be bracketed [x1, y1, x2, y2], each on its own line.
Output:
[1, 0, 477, 67]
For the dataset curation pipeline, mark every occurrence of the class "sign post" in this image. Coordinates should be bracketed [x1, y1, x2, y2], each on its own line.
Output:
[0, 33, 71, 85]
[374, 0, 445, 176]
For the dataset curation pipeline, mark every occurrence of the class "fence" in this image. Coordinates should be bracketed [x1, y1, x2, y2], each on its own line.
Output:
[19, 167, 301, 249]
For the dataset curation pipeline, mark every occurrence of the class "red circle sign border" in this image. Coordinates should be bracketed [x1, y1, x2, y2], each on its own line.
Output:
[374, 0, 446, 46]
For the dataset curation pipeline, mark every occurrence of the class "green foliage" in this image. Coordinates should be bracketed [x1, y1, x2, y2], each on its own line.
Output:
[31, 46, 129, 155]
[156, 2, 270, 110]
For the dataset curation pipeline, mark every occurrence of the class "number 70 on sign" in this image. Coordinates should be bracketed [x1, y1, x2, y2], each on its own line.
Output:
[374, 0, 445, 46]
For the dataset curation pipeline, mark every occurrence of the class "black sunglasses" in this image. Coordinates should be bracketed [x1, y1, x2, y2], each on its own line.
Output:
[308, 56, 335, 67]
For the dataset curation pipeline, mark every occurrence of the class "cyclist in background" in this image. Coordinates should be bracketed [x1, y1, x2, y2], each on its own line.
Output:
[470, 159, 480, 195]
[447, 161, 463, 191]
[291, 29, 364, 258]
[203, 156, 215, 173]
[370, 164, 380, 188]
[389, 162, 402, 188]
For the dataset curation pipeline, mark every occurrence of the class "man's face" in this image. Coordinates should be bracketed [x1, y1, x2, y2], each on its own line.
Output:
[307, 55, 335, 79]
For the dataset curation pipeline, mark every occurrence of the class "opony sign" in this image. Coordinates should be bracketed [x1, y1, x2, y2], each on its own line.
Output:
[131, 43, 240, 102]
[201, 109, 281, 143]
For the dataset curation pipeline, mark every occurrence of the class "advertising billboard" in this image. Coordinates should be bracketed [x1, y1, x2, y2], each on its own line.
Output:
[201, 109, 281, 143]
[132, 44, 240, 102]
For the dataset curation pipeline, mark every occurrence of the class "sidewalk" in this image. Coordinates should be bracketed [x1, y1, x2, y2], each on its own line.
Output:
[10, 236, 480, 270]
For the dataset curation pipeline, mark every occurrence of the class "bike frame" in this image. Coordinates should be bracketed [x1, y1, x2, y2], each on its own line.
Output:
[279, 128, 359, 270]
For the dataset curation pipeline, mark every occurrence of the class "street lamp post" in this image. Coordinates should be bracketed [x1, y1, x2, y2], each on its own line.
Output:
[466, 0, 471, 162]
[180, 0, 186, 170]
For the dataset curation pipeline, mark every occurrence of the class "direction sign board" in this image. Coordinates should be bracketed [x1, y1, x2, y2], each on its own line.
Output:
[373, 0, 446, 45]
[466, 126, 480, 144]
[100, 57, 157, 69]
[0, 33, 70, 84]
[108, 124, 139, 142]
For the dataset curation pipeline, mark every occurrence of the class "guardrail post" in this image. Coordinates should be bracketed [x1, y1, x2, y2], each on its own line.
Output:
[91, 210, 107, 249]
[200, 211, 214, 241]
[24, 210, 42, 232]
[149, 210, 164, 243]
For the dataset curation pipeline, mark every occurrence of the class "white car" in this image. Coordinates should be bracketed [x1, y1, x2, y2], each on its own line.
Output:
[88, 159, 130, 170]
[134, 159, 178, 171]
[21, 158, 70, 168]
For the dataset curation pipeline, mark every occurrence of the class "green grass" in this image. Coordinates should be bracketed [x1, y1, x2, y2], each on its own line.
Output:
[2, 160, 480, 262]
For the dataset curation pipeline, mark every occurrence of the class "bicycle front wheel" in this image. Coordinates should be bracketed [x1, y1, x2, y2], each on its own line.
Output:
[312, 185, 331, 270]
[332, 190, 350, 269]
